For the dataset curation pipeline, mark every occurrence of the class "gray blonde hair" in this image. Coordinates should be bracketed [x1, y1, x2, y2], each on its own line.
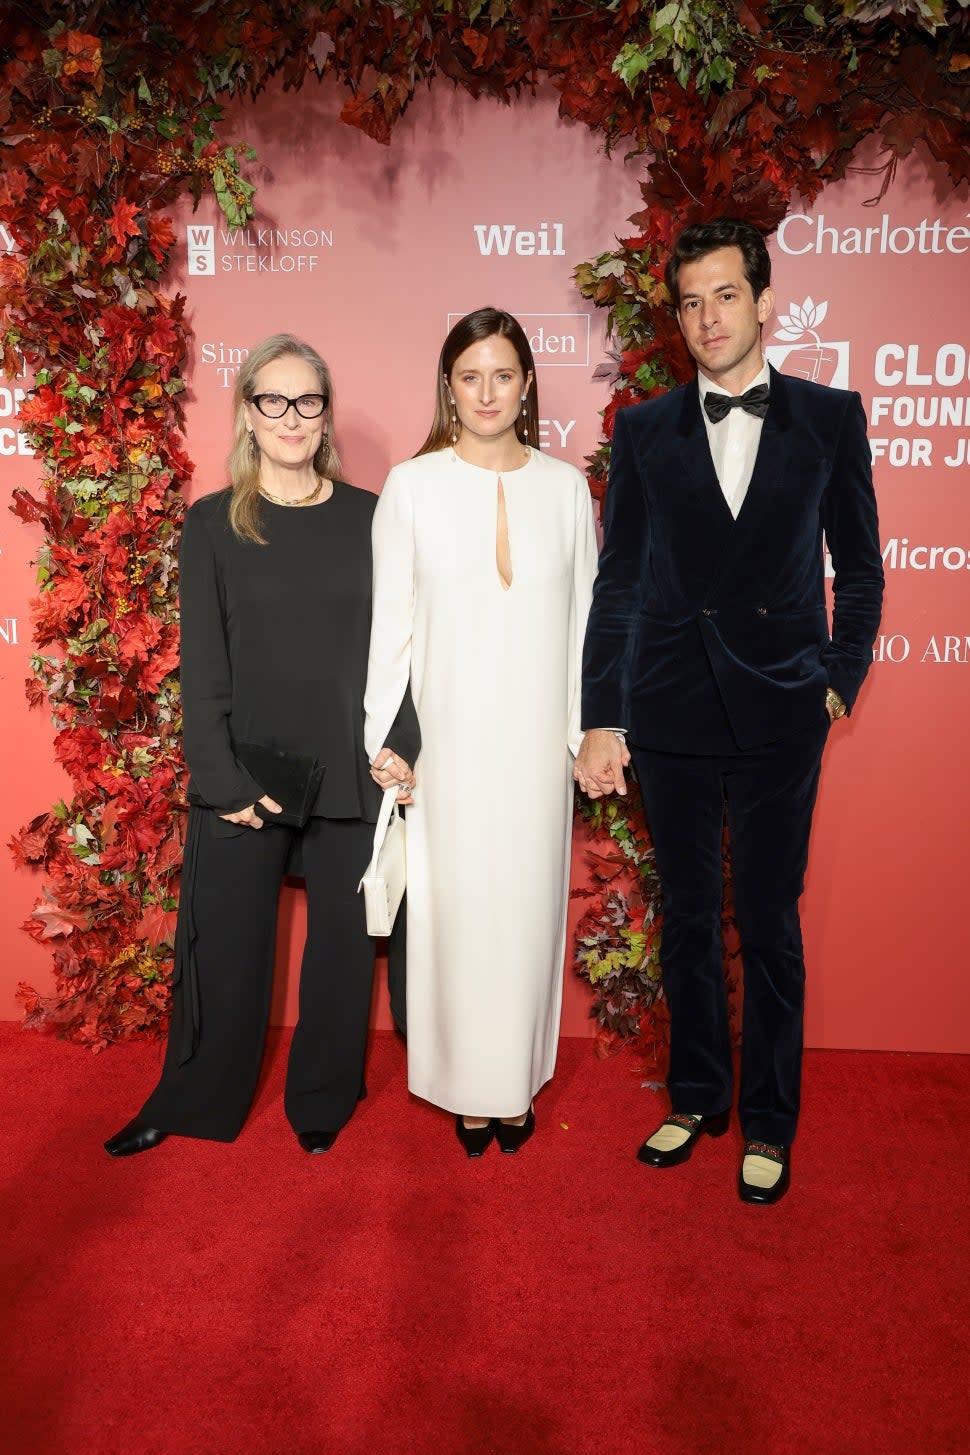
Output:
[228, 333, 341, 543]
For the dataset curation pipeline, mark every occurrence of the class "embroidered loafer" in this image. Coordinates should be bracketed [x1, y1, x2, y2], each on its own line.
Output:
[738, 1140, 790, 1204]
[636, 1109, 730, 1167]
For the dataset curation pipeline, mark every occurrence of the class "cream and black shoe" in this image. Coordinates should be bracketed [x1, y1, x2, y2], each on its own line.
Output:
[738, 1141, 790, 1204]
[636, 1109, 730, 1167]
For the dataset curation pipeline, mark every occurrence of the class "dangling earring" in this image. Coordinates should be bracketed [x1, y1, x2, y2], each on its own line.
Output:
[519, 394, 528, 439]
[449, 396, 458, 445]
[248, 430, 259, 458]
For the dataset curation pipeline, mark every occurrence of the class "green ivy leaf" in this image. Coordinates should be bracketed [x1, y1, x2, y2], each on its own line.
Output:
[652, 3, 681, 32]
[706, 55, 735, 87]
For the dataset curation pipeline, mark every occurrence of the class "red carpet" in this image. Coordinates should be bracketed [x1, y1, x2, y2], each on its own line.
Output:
[1, 1023, 968, 1455]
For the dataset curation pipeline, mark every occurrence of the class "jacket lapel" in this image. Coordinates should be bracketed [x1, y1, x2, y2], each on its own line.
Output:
[676, 383, 735, 529]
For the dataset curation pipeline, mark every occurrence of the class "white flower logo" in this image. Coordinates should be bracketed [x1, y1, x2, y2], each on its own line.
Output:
[765, 294, 848, 389]
[774, 297, 828, 344]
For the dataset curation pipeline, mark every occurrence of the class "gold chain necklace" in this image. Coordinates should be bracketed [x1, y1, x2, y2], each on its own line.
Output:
[259, 477, 325, 507]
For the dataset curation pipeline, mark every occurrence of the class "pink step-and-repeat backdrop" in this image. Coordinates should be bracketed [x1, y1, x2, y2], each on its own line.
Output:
[1, 78, 968, 1050]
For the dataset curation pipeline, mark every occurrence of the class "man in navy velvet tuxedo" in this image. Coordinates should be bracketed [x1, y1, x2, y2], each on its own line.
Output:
[576, 218, 883, 1204]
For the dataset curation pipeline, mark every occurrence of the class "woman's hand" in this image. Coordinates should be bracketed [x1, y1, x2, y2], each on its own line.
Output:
[370, 749, 415, 805]
[219, 794, 283, 830]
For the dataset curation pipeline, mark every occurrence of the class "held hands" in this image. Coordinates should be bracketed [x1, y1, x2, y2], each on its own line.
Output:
[219, 794, 283, 830]
[370, 748, 416, 805]
[574, 729, 631, 800]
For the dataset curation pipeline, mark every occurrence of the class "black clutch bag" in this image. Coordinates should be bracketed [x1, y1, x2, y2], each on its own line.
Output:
[233, 741, 325, 828]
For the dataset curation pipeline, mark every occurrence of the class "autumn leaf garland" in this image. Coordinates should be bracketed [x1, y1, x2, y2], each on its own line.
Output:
[1, 2, 967, 1050]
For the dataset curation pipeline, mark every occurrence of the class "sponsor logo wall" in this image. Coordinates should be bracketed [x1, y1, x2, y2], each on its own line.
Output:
[0, 83, 967, 1049]
[766, 147, 970, 1053]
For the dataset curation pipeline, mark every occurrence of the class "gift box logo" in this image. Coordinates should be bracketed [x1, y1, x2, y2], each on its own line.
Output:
[765, 297, 850, 388]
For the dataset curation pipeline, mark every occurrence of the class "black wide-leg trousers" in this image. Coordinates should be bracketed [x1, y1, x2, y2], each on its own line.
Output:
[632, 717, 829, 1146]
[141, 810, 375, 1142]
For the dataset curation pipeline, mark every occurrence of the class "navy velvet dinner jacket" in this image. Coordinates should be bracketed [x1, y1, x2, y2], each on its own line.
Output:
[581, 366, 885, 755]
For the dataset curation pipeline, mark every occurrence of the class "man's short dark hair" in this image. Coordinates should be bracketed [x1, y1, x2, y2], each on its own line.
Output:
[665, 218, 772, 308]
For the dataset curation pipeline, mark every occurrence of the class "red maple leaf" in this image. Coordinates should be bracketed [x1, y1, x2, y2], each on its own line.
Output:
[146, 215, 176, 264]
[339, 95, 392, 146]
[93, 684, 140, 728]
[24, 893, 92, 942]
[9, 813, 60, 867]
[135, 903, 178, 947]
[77, 431, 119, 474]
[461, 28, 490, 68]
[10, 488, 47, 525]
[115, 611, 163, 665]
[151, 824, 185, 877]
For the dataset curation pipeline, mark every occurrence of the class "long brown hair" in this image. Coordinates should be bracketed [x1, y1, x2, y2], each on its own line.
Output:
[227, 333, 341, 544]
[416, 308, 540, 457]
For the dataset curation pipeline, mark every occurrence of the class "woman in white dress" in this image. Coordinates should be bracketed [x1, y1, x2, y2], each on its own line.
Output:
[364, 308, 597, 1156]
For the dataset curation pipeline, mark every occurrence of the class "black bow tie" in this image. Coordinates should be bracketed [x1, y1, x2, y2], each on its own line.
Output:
[703, 382, 770, 424]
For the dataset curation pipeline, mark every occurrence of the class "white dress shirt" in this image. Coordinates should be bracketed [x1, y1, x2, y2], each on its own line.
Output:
[697, 359, 770, 519]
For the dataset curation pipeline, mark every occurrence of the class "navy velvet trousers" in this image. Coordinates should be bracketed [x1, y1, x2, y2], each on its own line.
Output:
[632, 714, 829, 1145]
[141, 811, 375, 1142]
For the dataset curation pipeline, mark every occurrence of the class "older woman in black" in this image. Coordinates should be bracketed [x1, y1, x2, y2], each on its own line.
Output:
[105, 334, 417, 1157]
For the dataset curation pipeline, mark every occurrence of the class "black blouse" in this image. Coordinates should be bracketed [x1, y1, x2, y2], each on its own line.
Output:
[179, 481, 419, 822]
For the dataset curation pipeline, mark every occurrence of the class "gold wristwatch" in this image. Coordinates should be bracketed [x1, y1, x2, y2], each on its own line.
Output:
[825, 686, 847, 720]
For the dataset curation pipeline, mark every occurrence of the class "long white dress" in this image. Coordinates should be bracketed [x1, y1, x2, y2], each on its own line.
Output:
[364, 446, 598, 1116]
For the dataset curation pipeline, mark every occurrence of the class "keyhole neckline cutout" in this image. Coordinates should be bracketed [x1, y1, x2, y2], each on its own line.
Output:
[495, 476, 513, 592]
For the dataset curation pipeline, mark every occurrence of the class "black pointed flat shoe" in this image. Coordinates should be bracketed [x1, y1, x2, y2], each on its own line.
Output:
[636, 1109, 730, 1168]
[738, 1140, 790, 1204]
[455, 1116, 495, 1158]
[495, 1108, 535, 1154]
[104, 1119, 168, 1158]
[297, 1130, 339, 1154]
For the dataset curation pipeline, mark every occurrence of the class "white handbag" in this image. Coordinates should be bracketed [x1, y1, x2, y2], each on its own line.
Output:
[358, 785, 407, 936]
